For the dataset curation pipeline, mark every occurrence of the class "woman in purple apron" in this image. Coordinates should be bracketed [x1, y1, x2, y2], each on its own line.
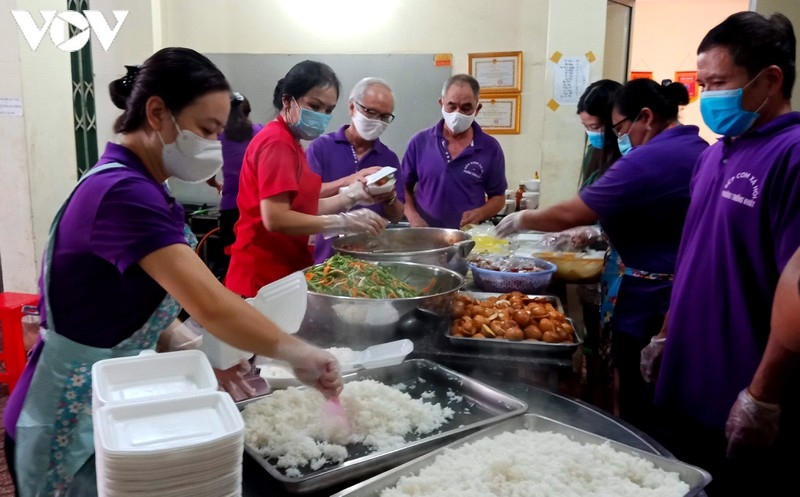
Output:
[3, 48, 343, 497]
[496, 78, 708, 432]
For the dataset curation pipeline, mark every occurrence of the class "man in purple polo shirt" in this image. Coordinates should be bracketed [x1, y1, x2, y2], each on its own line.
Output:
[307, 77, 403, 263]
[640, 12, 800, 495]
[401, 74, 507, 229]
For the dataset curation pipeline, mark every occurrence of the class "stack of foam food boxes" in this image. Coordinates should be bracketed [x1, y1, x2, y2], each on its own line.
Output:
[91, 350, 243, 497]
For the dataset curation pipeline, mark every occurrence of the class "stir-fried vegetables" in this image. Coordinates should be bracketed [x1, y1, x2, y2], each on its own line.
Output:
[305, 254, 432, 298]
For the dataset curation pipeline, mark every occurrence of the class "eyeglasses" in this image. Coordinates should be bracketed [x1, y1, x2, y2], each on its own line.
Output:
[611, 117, 630, 138]
[355, 101, 395, 123]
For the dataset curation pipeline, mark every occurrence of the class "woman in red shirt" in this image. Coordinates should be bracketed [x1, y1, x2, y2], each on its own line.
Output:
[225, 61, 387, 297]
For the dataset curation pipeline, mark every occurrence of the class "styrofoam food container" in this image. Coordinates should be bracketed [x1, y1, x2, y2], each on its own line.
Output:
[200, 271, 308, 370]
[92, 350, 217, 409]
[95, 392, 243, 455]
[523, 179, 540, 192]
[365, 166, 397, 195]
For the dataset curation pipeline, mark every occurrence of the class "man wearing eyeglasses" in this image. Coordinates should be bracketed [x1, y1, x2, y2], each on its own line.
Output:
[307, 77, 403, 263]
[401, 74, 507, 229]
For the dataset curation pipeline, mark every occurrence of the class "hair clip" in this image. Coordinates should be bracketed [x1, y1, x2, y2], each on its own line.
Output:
[121, 65, 141, 89]
[232, 91, 245, 103]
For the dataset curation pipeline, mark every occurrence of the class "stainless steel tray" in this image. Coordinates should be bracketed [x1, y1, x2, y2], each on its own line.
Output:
[239, 359, 528, 494]
[332, 413, 712, 497]
[458, 290, 564, 313]
[445, 317, 582, 356]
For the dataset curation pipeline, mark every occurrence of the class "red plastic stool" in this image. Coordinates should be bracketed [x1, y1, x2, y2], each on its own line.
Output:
[0, 292, 39, 393]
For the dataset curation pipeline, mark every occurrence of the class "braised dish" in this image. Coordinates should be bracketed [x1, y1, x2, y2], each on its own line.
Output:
[449, 291, 574, 344]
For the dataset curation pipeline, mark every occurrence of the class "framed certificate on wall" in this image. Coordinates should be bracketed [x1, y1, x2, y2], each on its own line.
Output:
[476, 94, 521, 134]
[469, 51, 523, 93]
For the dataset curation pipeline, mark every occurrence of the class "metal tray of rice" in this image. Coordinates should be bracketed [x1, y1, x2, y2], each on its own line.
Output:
[237, 359, 527, 494]
[332, 413, 712, 497]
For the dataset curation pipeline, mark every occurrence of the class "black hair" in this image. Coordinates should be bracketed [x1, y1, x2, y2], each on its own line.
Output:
[614, 79, 689, 123]
[442, 74, 481, 99]
[225, 93, 254, 142]
[109, 47, 230, 133]
[699, 11, 796, 99]
[271, 60, 340, 111]
[577, 79, 623, 185]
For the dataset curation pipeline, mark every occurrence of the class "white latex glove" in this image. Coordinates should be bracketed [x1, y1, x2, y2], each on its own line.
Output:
[495, 211, 526, 238]
[279, 341, 343, 398]
[340, 181, 378, 208]
[725, 389, 781, 459]
[640, 336, 666, 384]
[320, 209, 388, 239]
[157, 320, 202, 352]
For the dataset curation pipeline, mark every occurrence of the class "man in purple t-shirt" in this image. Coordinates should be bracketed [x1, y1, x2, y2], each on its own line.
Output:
[307, 77, 404, 263]
[641, 12, 800, 495]
[401, 74, 507, 229]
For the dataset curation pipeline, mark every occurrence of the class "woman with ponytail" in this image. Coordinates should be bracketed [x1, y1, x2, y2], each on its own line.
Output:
[2, 48, 343, 497]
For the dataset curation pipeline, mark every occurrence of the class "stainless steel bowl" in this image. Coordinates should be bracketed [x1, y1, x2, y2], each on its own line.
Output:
[296, 261, 465, 349]
[331, 227, 476, 276]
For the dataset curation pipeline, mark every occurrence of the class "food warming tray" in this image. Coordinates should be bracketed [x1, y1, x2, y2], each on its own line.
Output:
[331, 413, 712, 497]
[445, 316, 582, 356]
[237, 359, 527, 494]
[458, 291, 564, 312]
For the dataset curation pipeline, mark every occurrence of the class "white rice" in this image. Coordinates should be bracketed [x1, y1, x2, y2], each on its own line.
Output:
[242, 379, 454, 471]
[380, 430, 690, 497]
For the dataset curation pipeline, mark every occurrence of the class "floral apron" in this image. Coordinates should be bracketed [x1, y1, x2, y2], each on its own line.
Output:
[600, 246, 674, 327]
[15, 163, 194, 496]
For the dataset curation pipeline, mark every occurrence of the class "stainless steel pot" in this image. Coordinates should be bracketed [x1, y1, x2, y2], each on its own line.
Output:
[296, 261, 465, 349]
[331, 227, 476, 276]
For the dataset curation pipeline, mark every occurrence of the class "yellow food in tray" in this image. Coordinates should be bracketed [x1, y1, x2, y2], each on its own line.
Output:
[470, 235, 510, 255]
[533, 251, 604, 282]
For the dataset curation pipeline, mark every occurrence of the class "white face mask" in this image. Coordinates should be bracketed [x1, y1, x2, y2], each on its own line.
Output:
[351, 108, 389, 141]
[441, 106, 476, 134]
[158, 116, 223, 183]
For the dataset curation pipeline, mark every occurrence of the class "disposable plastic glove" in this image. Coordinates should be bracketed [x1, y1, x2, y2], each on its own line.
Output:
[494, 211, 527, 238]
[725, 389, 781, 459]
[339, 181, 378, 207]
[321, 209, 388, 239]
[283, 343, 343, 398]
[640, 336, 666, 384]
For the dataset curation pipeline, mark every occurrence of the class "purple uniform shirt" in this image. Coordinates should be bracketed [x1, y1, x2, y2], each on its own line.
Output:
[220, 123, 264, 211]
[580, 126, 708, 339]
[401, 120, 507, 229]
[656, 113, 800, 429]
[3, 142, 187, 439]
[307, 125, 401, 263]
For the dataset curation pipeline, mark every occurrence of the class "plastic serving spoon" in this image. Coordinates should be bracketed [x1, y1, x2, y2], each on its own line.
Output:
[343, 339, 415, 372]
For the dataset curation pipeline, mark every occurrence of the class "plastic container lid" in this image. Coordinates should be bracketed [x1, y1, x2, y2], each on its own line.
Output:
[92, 350, 217, 409]
[249, 270, 308, 333]
[95, 392, 243, 455]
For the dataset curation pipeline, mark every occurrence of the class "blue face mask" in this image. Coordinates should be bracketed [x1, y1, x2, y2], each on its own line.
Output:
[699, 72, 766, 137]
[617, 133, 633, 156]
[288, 98, 332, 140]
[586, 130, 604, 149]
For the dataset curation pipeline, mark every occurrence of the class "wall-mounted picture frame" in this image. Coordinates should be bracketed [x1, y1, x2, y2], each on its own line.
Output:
[469, 51, 522, 93]
[674, 70, 699, 103]
[476, 94, 521, 134]
[629, 71, 653, 80]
